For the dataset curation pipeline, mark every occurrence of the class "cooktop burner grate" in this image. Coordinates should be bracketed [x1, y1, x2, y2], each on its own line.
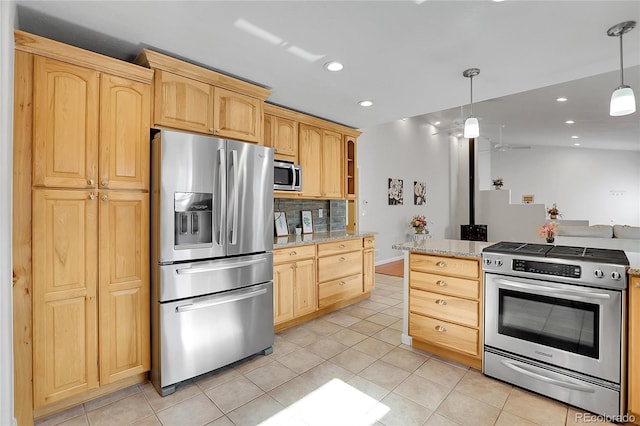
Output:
[484, 242, 629, 266]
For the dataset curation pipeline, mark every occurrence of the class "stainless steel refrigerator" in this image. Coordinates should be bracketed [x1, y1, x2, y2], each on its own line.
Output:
[150, 129, 274, 396]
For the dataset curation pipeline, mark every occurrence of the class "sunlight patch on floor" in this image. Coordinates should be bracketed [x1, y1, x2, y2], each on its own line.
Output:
[260, 378, 390, 426]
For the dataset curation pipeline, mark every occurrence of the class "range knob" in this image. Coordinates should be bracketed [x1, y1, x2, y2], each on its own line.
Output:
[594, 269, 604, 278]
[611, 271, 622, 281]
[484, 258, 492, 266]
[495, 259, 503, 267]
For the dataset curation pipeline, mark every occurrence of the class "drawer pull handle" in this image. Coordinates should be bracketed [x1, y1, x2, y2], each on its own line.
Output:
[436, 261, 447, 268]
[87, 178, 95, 185]
[101, 194, 108, 201]
[435, 325, 447, 333]
[101, 179, 109, 186]
[88, 193, 96, 200]
[340, 281, 346, 286]
[339, 257, 346, 261]
[435, 299, 447, 305]
[339, 244, 346, 249]
[290, 251, 297, 256]
[436, 280, 448, 287]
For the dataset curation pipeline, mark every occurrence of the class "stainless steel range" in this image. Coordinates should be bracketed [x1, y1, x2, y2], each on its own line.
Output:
[482, 242, 629, 417]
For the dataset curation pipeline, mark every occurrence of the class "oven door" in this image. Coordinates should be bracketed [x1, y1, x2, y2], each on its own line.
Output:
[484, 273, 622, 383]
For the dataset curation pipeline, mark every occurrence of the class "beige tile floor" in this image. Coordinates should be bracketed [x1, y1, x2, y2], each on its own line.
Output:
[36, 273, 621, 426]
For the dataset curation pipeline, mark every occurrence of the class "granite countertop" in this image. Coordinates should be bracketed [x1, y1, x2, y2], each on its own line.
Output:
[392, 238, 492, 259]
[274, 230, 376, 248]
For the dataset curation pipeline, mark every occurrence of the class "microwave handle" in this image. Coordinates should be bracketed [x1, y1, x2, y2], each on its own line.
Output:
[290, 164, 297, 191]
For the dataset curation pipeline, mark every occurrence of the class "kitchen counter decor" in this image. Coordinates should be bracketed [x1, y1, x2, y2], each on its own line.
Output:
[547, 203, 561, 220]
[410, 215, 428, 234]
[538, 222, 558, 243]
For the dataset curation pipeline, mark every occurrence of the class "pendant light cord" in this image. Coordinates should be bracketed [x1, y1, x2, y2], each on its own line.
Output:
[619, 32, 625, 86]
[470, 76, 474, 115]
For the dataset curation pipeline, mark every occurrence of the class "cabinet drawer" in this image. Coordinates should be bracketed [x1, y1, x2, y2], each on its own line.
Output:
[410, 253, 479, 279]
[410, 289, 478, 327]
[363, 236, 375, 249]
[273, 245, 316, 264]
[409, 313, 479, 356]
[318, 274, 362, 308]
[317, 238, 362, 256]
[318, 250, 362, 282]
[410, 271, 479, 299]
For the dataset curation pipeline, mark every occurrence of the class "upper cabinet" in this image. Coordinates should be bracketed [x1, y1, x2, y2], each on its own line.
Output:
[299, 124, 345, 199]
[32, 57, 151, 191]
[136, 49, 269, 144]
[264, 104, 299, 162]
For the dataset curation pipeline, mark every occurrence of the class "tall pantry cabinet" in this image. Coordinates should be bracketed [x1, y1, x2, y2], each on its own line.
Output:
[13, 31, 153, 423]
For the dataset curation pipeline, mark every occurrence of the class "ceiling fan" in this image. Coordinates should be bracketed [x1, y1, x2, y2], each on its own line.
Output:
[492, 125, 531, 152]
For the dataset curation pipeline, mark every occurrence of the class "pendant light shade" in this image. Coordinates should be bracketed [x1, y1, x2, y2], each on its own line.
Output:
[463, 68, 480, 138]
[607, 21, 636, 116]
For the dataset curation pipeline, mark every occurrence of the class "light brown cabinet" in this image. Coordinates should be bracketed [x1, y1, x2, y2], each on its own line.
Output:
[629, 275, 640, 423]
[273, 245, 316, 326]
[317, 239, 363, 308]
[363, 237, 375, 293]
[298, 124, 344, 199]
[213, 87, 263, 143]
[264, 114, 298, 162]
[344, 135, 357, 200]
[408, 253, 482, 369]
[14, 32, 154, 422]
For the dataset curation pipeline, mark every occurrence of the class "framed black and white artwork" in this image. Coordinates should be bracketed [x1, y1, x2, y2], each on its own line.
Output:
[414, 181, 426, 205]
[388, 178, 403, 205]
[274, 211, 288, 236]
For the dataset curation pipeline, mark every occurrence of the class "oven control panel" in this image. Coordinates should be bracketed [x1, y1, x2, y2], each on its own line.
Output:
[512, 259, 581, 279]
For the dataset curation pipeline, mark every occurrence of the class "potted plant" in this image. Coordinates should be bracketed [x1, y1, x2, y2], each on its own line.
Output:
[547, 203, 561, 220]
[410, 215, 428, 234]
[492, 177, 504, 190]
[538, 222, 558, 243]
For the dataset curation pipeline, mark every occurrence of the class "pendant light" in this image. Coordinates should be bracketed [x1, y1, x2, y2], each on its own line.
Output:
[463, 68, 480, 138]
[607, 21, 636, 116]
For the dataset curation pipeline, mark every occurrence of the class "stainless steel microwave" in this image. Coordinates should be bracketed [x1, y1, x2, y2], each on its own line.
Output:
[274, 161, 302, 191]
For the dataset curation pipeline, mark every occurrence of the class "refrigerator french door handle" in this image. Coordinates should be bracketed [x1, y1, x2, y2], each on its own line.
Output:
[217, 148, 226, 245]
[175, 287, 268, 313]
[230, 149, 239, 245]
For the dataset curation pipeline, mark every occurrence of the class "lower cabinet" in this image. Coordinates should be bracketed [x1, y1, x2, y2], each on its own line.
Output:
[32, 189, 149, 407]
[273, 245, 317, 326]
[408, 252, 482, 369]
[629, 275, 640, 423]
[273, 236, 375, 331]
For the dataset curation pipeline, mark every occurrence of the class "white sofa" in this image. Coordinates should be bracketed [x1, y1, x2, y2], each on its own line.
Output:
[554, 224, 640, 252]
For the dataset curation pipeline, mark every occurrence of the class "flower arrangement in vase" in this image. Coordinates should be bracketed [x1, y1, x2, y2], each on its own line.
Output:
[538, 222, 558, 243]
[410, 215, 428, 234]
[547, 203, 561, 220]
[492, 177, 504, 190]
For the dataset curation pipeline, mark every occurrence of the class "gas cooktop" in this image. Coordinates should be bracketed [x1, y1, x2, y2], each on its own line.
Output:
[484, 241, 629, 266]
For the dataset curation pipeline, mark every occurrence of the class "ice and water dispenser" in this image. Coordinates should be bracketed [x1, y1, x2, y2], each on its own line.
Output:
[174, 192, 213, 247]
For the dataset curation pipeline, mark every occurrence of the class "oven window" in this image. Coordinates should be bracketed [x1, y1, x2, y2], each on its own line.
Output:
[498, 289, 599, 358]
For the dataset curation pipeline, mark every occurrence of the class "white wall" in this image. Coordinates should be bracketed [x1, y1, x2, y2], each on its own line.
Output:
[490, 146, 640, 226]
[1, 1, 16, 425]
[358, 119, 455, 263]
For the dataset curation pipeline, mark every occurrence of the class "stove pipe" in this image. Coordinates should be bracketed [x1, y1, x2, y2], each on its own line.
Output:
[460, 137, 487, 241]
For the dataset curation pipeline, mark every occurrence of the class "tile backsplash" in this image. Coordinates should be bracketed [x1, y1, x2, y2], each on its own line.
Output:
[274, 199, 346, 234]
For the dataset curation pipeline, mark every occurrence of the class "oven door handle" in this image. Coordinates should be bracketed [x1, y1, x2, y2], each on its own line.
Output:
[500, 359, 596, 393]
[494, 278, 611, 300]
[175, 287, 267, 312]
[175, 258, 268, 275]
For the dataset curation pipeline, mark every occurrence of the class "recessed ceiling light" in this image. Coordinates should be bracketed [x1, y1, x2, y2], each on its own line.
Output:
[401, 118, 407, 122]
[324, 61, 344, 72]
[456, 133, 463, 137]
[556, 97, 568, 102]
[434, 121, 441, 125]
[574, 143, 581, 146]
[571, 135, 579, 139]
[565, 120, 575, 124]
[358, 100, 373, 107]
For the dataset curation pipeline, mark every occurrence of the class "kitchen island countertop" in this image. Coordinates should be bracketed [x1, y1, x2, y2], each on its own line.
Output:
[392, 238, 493, 258]
[274, 230, 376, 248]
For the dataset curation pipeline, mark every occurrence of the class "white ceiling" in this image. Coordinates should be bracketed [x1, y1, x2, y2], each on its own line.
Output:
[14, 0, 640, 151]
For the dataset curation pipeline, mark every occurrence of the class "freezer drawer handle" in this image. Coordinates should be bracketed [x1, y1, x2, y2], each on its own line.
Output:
[176, 288, 267, 313]
[175, 258, 267, 275]
[500, 359, 596, 393]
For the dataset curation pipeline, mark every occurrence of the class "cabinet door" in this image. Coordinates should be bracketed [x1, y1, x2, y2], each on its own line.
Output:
[32, 189, 99, 407]
[100, 74, 151, 191]
[363, 248, 375, 292]
[154, 70, 214, 134]
[273, 116, 298, 159]
[273, 263, 295, 325]
[321, 130, 343, 198]
[629, 276, 640, 418]
[213, 87, 263, 143]
[298, 124, 322, 197]
[344, 135, 357, 199]
[33, 57, 99, 188]
[294, 258, 316, 316]
[99, 191, 150, 385]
